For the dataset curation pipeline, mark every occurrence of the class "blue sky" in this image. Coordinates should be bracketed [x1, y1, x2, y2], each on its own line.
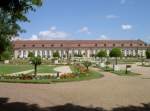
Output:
[19, 0, 150, 42]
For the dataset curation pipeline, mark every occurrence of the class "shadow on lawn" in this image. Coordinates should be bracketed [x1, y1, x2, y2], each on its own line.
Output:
[0, 97, 150, 111]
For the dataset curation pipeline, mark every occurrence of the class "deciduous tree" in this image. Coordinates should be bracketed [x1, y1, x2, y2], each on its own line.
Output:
[109, 48, 122, 65]
[0, 0, 42, 54]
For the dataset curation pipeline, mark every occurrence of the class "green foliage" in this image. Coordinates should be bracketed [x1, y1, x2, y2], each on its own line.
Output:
[0, 50, 12, 60]
[30, 56, 42, 66]
[28, 51, 34, 58]
[30, 55, 42, 76]
[96, 50, 107, 58]
[146, 49, 150, 59]
[0, 0, 42, 54]
[110, 48, 122, 65]
[82, 61, 92, 70]
[109, 48, 122, 57]
[53, 51, 60, 58]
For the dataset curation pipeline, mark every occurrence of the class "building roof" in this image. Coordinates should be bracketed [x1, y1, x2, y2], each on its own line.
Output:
[12, 40, 149, 49]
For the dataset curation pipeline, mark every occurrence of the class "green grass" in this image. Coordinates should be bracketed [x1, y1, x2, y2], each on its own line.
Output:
[52, 69, 103, 83]
[37, 65, 56, 73]
[0, 64, 57, 75]
[0, 67, 103, 84]
[0, 64, 103, 84]
[0, 64, 33, 74]
[0, 79, 51, 84]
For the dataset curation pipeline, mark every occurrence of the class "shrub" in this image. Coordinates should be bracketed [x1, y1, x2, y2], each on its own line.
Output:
[60, 74, 76, 79]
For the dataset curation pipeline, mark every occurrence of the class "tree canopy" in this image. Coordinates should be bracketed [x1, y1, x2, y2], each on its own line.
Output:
[83, 61, 92, 71]
[96, 50, 107, 58]
[0, 50, 12, 60]
[28, 51, 34, 58]
[53, 51, 60, 58]
[110, 48, 122, 65]
[109, 48, 122, 57]
[0, 0, 42, 54]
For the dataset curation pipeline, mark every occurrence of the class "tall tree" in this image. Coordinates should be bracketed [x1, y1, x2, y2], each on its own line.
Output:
[0, 0, 42, 54]
[30, 55, 42, 77]
[109, 48, 122, 65]
[96, 50, 107, 62]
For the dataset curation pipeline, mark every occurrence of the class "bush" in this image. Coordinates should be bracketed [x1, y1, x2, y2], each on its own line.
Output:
[60, 74, 76, 79]
[74, 64, 87, 74]
[0, 74, 52, 80]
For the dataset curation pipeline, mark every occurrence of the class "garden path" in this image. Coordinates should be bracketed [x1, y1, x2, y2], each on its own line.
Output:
[7, 69, 34, 75]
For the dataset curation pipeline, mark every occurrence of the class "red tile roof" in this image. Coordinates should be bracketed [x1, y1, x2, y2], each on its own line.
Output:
[12, 40, 149, 49]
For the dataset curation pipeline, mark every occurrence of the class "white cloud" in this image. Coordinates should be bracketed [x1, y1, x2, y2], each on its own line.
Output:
[29, 26, 70, 40]
[120, 0, 126, 4]
[121, 24, 133, 30]
[30, 35, 39, 40]
[97, 34, 109, 40]
[106, 14, 119, 19]
[79, 26, 91, 34]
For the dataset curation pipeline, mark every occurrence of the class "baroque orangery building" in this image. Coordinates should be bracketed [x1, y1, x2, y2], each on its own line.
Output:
[13, 40, 150, 59]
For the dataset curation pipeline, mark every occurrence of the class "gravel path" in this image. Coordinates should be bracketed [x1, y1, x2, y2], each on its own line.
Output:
[0, 67, 150, 110]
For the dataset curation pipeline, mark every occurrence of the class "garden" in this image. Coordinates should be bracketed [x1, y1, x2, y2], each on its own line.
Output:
[0, 55, 103, 84]
[0, 48, 150, 83]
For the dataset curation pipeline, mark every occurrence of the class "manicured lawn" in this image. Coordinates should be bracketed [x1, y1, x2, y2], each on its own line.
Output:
[0, 66, 103, 84]
[52, 69, 103, 83]
[0, 64, 33, 74]
[0, 79, 51, 84]
[0, 64, 56, 75]
[37, 65, 56, 73]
